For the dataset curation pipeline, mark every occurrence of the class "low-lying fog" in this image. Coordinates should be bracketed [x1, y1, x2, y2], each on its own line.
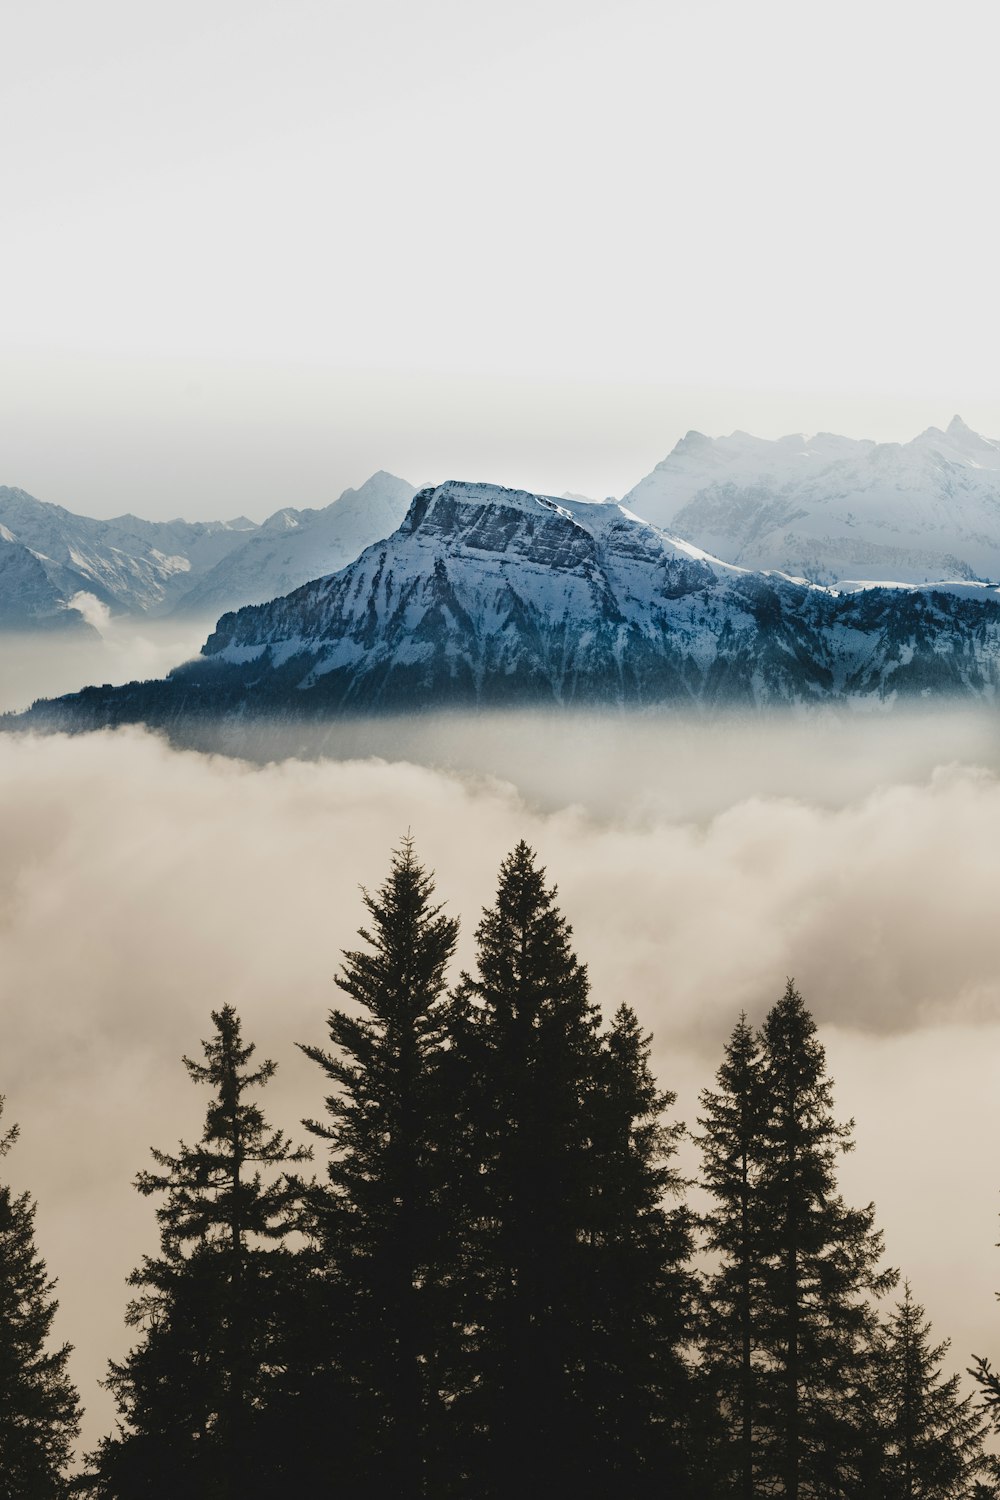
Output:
[0, 603, 212, 715]
[2, 685, 1000, 1452]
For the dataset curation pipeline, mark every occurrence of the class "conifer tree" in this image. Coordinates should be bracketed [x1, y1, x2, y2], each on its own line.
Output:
[0, 1095, 80, 1498]
[449, 840, 606, 1498]
[754, 980, 895, 1498]
[584, 1003, 695, 1496]
[696, 1012, 766, 1499]
[87, 1007, 310, 1499]
[300, 836, 460, 1499]
[874, 1282, 986, 1498]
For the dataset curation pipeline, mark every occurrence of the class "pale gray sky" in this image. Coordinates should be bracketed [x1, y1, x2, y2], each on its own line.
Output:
[4, 0, 1000, 520]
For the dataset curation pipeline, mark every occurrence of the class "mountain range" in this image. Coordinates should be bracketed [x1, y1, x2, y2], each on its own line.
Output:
[5, 419, 1000, 634]
[623, 415, 1000, 585]
[0, 473, 415, 626]
[15, 478, 1000, 738]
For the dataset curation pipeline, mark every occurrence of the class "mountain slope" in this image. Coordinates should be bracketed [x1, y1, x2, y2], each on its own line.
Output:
[15, 480, 1000, 736]
[170, 471, 416, 617]
[0, 486, 257, 616]
[0, 530, 94, 633]
[622, 416, 1000, 585]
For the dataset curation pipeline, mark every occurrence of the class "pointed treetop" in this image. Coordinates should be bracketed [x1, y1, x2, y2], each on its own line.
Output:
[0, 1093, 19, 1157]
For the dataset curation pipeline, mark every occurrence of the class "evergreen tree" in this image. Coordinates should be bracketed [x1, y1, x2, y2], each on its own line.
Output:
[754, 980, 895, 1498]
[874, 1282, 986, 1498]
[86, 1007, 310, 1499]
[300, 836, 460, 1499]
[449, 840, 605, 1498]
[698, 987, 896, 1497]
[0, 1095, 80, 1498]
[584, 1003, 695, 1497]
[696, 1012, 767, 1499]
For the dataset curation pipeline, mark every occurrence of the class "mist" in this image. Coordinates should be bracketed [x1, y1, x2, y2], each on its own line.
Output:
[0, 612, 211, 715]
[3, 713, 1000, 1451]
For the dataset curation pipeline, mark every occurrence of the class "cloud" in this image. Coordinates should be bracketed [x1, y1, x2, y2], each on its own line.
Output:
[2, 716, 1000, 1453]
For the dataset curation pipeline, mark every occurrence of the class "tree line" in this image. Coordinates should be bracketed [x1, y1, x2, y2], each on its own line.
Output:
[2, 837, 999, 1496]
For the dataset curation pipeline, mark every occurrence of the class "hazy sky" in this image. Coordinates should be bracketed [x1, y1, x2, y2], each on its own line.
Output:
[4, 0, 1000, 520]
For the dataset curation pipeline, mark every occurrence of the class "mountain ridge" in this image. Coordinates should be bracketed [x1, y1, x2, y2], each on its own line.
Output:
[623, 415, 1000, 586]
[14, 478, 1000, 742]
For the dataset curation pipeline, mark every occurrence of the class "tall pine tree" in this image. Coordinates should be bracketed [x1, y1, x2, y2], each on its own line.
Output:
[300, 836, 460, 1499]
[0, 1095, 80, 1498]
[87, 1007, 311, 1499]
[698, 986, 896, 1498]
[696, 1012, 767, 1499]
[874, 1282, 986, 1498]
[449, 841, 606, 1497]
[584, 1003, 695, 1497]
[755, 980, 895, 1498]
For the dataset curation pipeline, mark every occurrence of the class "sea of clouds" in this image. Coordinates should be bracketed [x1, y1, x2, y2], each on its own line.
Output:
[2, 709, 1000, 1451]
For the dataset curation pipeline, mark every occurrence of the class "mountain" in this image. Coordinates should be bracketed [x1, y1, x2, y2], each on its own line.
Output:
[0, 486, 257, 618]
[170, 471, 416, 617]
[15, 480, 1000, 738]
[0, 529, 94, 633]
[0, 473, 415, 627]
[622, 416, 1000, 586]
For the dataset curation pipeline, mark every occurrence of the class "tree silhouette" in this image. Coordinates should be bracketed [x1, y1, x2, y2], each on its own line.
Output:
[755, 981, 895, 1497]
[697, 986, 895, 1497]
[583, 1003, 695, 1496]
[875, 1282, 986, 1498]
[448, 841, 607, 1496]
[0, 1094, 80, 1498]
[300, 836, 460, 1498]
[87, 1007, 310, 1498]
[696, 1012, 767, 1498]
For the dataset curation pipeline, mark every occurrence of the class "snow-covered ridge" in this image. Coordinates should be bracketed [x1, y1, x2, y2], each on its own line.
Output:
[623, 415, 1000, 587]
[17, 475, 1000, 730]
[0, 472, 415, 625]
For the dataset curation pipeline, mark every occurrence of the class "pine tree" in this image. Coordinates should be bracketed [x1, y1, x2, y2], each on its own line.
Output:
[0, 1095, 80, 1498]
[696, 1012, 767, 1498]
[300, 836, 460, 1499]
[449, 840, 606, 1498]
[584, 1003, 695, 1496]
[87, 1007, 311, 1499]
[874, 1282, 986, 1498]
[754, 980, 895, 1498]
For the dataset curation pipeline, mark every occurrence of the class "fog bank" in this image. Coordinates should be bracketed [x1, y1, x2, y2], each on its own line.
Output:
[0, 614, 210, 714]
[2, 718, 1000, 1451]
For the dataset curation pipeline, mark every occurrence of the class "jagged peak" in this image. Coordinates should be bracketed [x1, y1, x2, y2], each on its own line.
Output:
[667, 429, 713, 457]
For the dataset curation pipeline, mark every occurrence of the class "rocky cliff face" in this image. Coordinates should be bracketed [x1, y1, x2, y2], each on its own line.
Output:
[15, 480, 1000, 736]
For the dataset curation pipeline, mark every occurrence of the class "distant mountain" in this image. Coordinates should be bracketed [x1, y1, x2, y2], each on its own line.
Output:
[170, 471, 416, 617]
[0, 529, 94, 633]
[16, 480, 1000, 739]
[0, 473, 415, 629]
[0, 486, 257, 618]
[622, 416, 1000, 585]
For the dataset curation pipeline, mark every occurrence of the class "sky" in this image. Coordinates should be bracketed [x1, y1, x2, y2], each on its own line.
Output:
[4, 0, 1000, 520]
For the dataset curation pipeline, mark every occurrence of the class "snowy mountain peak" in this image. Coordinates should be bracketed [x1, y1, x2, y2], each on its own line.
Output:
[623, 418, 1000, 585]
[21, 472, 1000, 733]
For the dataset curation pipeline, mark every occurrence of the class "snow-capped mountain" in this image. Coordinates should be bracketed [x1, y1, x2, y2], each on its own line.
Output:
[0, 529, 94, 633]
[622, 416, 1000, 586]
[0, 486, 257, 618]
[170, 471, 416, 617]
[17, 480, 1000, 736]
[0, 473, 415, 627]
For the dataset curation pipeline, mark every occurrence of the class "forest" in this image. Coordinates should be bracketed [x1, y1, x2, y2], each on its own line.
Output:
[2, 837, 998, 1498]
